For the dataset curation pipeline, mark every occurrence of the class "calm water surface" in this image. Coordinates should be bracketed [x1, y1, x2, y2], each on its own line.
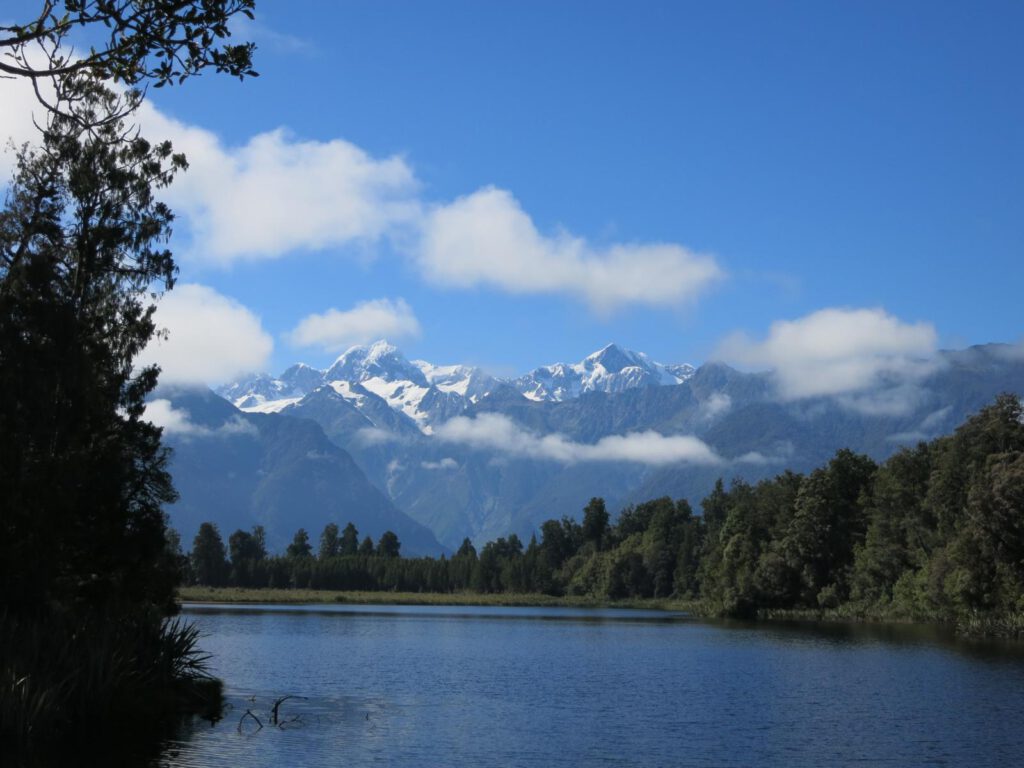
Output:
[155, 603, 1024, 767]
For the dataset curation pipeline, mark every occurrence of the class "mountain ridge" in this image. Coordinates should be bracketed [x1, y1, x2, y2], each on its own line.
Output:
[189, 342, 1024, 550]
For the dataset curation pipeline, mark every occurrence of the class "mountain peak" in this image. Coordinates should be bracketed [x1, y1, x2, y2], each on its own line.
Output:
[326, 340, 427, 386]
[366, 338, 399, 359]
[585, 343, 641, 373]
[513, 343, 692, 401]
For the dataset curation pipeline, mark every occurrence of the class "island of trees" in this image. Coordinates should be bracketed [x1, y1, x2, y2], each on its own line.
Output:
[183, 394, 1024, 638]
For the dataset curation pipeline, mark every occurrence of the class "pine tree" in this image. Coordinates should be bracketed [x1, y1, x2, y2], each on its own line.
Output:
[0, 77, 184, 613]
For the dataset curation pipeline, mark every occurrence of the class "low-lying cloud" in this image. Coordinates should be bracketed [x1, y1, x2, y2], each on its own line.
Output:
[435, 413, 721, 466]
[421, 457, 459, 471]
[716, 307, 938, 414]
[144, 399, 257, 439]
[289, 298, 420, 352]
[136, 284, 273, 385]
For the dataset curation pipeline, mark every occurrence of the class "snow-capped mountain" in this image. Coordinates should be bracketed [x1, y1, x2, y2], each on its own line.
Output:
[218, 372, 305, 412]
[325, 341, 428, 386]
[512, 343, 693, 402]
[194, 343, 1024, 551]
[218, 341, 695, 433]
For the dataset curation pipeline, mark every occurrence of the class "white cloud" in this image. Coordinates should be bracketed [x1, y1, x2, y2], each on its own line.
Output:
[421, 458, 459, 471]
[699, 392, 732, 420]
[734, 451, 773, 465]
[0, 75, 43, 181]
[435, 413, 722, 466]
[716, 308, 938, 409]
[2, 76, 418, 266]
[3, 75, 724, 312]
[920, 405, 953, 431]
[418, 187, 724, 311]
[355, 427, 406, 446]
[994, 340, 1024, 361]
[837, 383, 931, 417]
[143, 399, 196, 434]
[144, 399, 257, 439]
[289, 298, 420, 352]
[137, 284, 273, 385]
[137, 103, 420, 264]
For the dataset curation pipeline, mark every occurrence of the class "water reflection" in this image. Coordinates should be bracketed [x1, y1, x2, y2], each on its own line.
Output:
[182, 601, 690, 623]
[709, 616, 1024, 662]
[141, 604, 1024, 768]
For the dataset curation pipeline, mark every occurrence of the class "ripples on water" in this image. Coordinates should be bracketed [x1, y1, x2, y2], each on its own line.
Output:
[150, 604, 1024, 768]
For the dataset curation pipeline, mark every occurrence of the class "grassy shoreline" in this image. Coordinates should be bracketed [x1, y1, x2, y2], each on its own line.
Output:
[175, 587, 1024, 640]
[177, 586, 696, 612]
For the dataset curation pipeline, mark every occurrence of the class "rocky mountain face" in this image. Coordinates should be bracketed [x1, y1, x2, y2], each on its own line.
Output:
[186, 342, 1024, 552]
[154, 386, 446, 555]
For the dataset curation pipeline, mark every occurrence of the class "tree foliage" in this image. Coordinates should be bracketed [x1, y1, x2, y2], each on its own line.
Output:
[0, 1, 258, 749]
[0, 77, 185, 614]
[191, 522, 227, 588]
[0, 1, 256, 88]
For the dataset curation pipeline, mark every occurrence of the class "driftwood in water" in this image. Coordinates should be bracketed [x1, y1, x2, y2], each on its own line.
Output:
[270, 694, 308, 727]
[238, 709, 263, 732]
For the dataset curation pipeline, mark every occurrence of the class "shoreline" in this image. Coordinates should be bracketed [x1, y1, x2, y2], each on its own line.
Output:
[175, 587, 1023, 640]
[176, 586, 695, 611]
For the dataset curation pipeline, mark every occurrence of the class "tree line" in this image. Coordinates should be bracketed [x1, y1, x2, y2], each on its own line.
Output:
[182, 395, 1024, 634]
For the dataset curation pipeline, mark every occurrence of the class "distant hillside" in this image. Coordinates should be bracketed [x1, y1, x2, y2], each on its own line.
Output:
[155, 387, 446, 555]
[193, 343, 1024, 550]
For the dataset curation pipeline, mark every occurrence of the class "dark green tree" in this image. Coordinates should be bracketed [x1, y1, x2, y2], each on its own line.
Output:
[456, 537, 477, 559]
[191, 523, 228, 586]
[359, 536, 375, 555]
[582, 497, 610, 549]
[0, 1, 259, 747]
[340, 522, 360, 556]
[701, 478, 730, 533]
[0, 78, 187, 613]
[539, 517, 580, 570]
[228, 528, 262, 565]
[377, 531, 401, 558]
[319, 523, 341, 560]
[227, 526, 266, 586]
[286, 528, 313, 559]
[781, 450, 876, 607]
[852, 444, 933, 604]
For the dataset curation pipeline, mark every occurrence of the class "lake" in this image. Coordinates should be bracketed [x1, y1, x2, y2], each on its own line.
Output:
[152, 603, 1024, 767]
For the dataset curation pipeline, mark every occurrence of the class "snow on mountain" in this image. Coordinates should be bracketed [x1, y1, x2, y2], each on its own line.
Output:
[219, 341, 695, 433]
[280, 362, 327, 393]
[665, 363, 697, 381]
[513, 343, 693, 402]
[325, 341, 428, 387]
[218, 371, 318, 412]
[414, 361, 500, 403]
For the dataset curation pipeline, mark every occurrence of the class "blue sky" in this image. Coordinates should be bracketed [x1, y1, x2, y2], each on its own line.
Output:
[3, 1, 1022, 382]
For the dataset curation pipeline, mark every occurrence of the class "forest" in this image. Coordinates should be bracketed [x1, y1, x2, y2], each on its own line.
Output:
[184, 394, 1024, 636]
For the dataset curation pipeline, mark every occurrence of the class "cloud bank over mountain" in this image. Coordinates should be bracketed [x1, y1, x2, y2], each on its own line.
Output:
[715, 307, 939, 414]
[136, 284, 273, 385]
[435, 413, 723, 466]
[289, 298, 421, 352]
